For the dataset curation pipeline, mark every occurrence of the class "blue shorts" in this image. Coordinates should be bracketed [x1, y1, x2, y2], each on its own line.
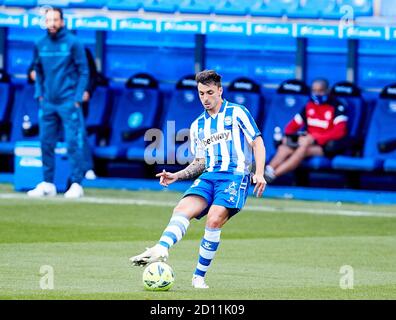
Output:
[183, 171, 250, 220]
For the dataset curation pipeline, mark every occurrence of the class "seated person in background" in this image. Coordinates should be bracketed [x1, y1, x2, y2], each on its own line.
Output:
[265, 78, 348, 183]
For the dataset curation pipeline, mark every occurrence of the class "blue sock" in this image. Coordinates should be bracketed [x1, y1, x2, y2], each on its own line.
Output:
[194, 227, 221, 278]
[158, 213, 190, 249]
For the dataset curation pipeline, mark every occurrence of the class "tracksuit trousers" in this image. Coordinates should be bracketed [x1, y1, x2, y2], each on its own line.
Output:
[39, 100, 85, 184]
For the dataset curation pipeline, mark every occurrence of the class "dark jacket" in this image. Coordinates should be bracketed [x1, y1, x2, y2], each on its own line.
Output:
[33, 28, 88, 104]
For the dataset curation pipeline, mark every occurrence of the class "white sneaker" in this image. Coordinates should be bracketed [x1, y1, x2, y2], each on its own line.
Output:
[27, 182, 57, 197]
[64, 183, 84, 198]
[85, 170, 97, 180]
[192, 275, 209, 289]
[129, 244, 169, 266]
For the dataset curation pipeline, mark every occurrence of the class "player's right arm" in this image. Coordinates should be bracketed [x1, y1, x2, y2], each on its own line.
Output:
[156, 119, 206, 187]
[156, 158, 205, 187]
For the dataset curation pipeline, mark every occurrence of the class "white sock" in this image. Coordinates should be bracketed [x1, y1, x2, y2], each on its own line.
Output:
[194, 227, 221, 278]
[158, 213, 190, 249]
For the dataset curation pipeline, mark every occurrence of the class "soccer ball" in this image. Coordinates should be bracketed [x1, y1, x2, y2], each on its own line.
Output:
[142, 262, 175, 291]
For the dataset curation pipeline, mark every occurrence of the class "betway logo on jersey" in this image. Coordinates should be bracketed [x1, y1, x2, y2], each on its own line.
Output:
[201, 131, 232, 148]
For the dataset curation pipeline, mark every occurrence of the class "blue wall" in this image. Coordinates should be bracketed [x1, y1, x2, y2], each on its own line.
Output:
[5, 26, 396, 90]
[105, 31, 195, 82]
[358, 39, 396, 88]
[306, 38, 348, 86]
[205, 35, 296, 84]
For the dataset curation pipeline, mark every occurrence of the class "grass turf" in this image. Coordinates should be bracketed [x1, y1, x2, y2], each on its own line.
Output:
[0, 183, 395, 299]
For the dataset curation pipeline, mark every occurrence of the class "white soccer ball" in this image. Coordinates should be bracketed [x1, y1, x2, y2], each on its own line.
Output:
[142, 262, 175, 291]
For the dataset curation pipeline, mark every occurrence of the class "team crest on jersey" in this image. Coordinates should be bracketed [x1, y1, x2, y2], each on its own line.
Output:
[224, 116, 232, 126]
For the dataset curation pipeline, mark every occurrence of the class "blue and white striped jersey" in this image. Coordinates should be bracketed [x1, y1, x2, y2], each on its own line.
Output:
[190, 99, 261, 175]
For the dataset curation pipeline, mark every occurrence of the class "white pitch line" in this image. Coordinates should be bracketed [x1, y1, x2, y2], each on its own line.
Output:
[0, 193, 395, 218]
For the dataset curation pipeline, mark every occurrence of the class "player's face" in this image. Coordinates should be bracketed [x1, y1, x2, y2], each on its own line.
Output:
[197, 82, 223, 111]
[46, 11, 64, 35]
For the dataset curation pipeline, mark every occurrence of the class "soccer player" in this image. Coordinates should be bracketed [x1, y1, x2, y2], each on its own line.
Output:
[130, 70, 267, 289]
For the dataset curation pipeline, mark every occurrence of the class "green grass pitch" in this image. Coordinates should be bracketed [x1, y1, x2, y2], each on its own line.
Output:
[0, 183, 395, 300]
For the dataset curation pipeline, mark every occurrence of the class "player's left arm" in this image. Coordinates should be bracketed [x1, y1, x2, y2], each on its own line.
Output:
[236, 106, 267, 197]
[251, 136, 267, 197]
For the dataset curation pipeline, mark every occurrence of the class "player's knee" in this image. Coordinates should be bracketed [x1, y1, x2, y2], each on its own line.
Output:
[173, 203, 195, 218]
[173, 203, 187, 214]
[206, 215, 225, 229]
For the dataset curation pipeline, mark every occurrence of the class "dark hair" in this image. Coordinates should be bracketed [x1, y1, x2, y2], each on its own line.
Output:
[312, 78, 329, 90]
[45, 7, 64, 20]
[195, 70, 222, 87]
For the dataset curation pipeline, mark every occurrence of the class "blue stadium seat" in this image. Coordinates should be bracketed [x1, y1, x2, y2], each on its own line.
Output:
[214, 0, 256, 16]
[37, 0, 70, 8]
[0, 70, 12, 151]
[95, 73, 160, 161]
[329, 81, 365, 144]
[68, 0, 107, 8]
[383, 159, 396, 172]
[323, 0, 373, 19]
[380, 0, 396, 17]
[250, 0, 299, 17]
[178, 0, 213, 14]
[107, 0, 142, 11]
[153, 75, 202, 165]
[332, 83, 396, 172]
[0, 83, 40, 155]
[3, 0, 37, 7]
[341, 0, 373, 16]
[287, 0, 337, 19]
[9, 85, 40, 142]
[84, 84, 111, 147]
[226, 77, 263, 125]
[261, 79, 310, 162]
[143, 0, 178, 13]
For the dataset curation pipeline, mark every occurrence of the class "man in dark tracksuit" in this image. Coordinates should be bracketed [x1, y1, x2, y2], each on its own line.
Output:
[27, 8, 88, 198]
[28, 47, 98, 180]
